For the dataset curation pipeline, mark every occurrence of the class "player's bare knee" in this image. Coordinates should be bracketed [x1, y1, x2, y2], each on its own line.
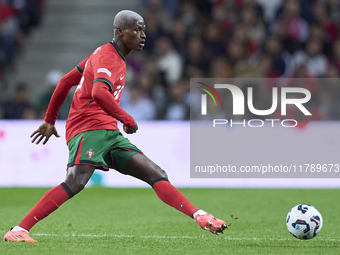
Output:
[72, 172, 92, 194]
[64, 178, 85, 194]
[159, 168, 168, 179]
[72, 183, 86, 194]
[153, 165, 168, 179]
[64, 165, 94, 194]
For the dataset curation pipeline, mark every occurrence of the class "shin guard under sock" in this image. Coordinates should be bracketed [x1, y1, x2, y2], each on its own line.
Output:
[153, 180, 199, 218]
[18, 182, 74, 231]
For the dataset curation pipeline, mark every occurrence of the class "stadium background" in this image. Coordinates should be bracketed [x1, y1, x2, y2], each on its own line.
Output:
[0, 0, 340, 188]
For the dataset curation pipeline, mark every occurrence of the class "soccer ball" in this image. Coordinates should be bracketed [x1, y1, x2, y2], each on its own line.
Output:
[286, 204, 323, 240]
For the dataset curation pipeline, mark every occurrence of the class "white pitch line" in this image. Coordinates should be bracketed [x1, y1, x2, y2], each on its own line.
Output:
[1, 231, 339, 242]
[30, 233, 340, 242]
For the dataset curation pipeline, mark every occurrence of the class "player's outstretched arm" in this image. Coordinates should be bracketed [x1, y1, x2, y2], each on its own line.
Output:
[30, 121, 60, 145]
[44, 67, 82, 125]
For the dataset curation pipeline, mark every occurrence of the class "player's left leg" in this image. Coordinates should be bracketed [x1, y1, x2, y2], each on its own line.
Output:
[4, 165, 95, 242]
[119, 153, 228, 235]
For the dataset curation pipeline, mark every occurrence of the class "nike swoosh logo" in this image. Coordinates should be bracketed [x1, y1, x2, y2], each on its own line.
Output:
[120, 76, 124, 80]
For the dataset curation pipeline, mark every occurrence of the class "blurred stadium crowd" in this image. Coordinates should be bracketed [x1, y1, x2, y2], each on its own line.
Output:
[0, 0, 44, 119]
[0, 0, 43, 78]
[1, 0, 340, 120]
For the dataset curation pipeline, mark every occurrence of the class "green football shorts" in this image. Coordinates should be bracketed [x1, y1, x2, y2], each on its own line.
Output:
[67, 129, 143, 172]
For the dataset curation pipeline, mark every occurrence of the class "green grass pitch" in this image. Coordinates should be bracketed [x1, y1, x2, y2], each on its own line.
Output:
[0, 187, 339, 254]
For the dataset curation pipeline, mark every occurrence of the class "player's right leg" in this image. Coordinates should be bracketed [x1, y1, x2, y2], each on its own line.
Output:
[4, 164, 95, 242]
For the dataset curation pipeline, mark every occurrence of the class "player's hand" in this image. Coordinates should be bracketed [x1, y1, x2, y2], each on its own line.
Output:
[30, 121, 60, 145]
[123, 123, 138, 134]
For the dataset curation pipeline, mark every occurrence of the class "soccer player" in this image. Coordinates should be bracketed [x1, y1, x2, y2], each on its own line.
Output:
[4, 10, 227, 243]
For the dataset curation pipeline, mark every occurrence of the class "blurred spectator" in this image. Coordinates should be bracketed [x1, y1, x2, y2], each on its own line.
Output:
[283, 0, 309, 42]
[1, 82, 35, 119]
[184, 36, 209, 75]
[155, 36, 182, 86]
[327, 0, 340, 24]
[211, 2, 235, 35]
[255, 0, 282, 23]
[233, 58, 263, 78]
[292, 38, 328, 77]
[184, 64, 205, 80]
[121, 85, 156, 120]
[274, 0, 309, 47]
[0, 2, 23, 71]
[240, 0, 264, 17]
[313, 2, 338, 43]
[0, 0, 44, 82]
[272, 19, 300, 54]
[330, 40, 340, 73]
[37, 69, 72, 119]
[18, 0, 44, 35]
[164, 80, 189, 120]
[142, 56, 162, 88]
[288, 65, 320, 96]
[143, 0, 173, 31]
[240, 6, 266, 47]
[203, 22, 226, 57]
[137, 73, 154, 99]
[259, 54, 279, 78]
[227, 40, 245, 70]
[327, 64, 340, 78]
[232, 23, 257, 56]
[140, 10, 165, 54]
[263, 36, 292, 76]
[209, 57, 232, 78]
[308, 23, 333, 57]
[141, 0, 179, 19]
[179, 1, 199, 29]
[321, 71, 340, 119]
[170, 17, 188, 56]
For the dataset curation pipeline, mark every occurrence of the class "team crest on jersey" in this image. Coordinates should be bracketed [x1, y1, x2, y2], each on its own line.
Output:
[86, 149, 95, 159]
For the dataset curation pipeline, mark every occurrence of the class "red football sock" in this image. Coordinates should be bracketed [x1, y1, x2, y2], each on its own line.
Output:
[18, 183, 74, 231]
[153, 180, 199, 218]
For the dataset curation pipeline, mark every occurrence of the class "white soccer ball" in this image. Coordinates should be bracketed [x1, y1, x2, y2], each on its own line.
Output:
[286, 204, 323, 240]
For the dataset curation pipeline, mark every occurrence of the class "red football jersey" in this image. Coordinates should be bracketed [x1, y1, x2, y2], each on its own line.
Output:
[65, 42, 130, 142]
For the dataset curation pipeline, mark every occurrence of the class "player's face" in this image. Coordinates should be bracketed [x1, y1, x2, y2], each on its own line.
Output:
[123, 19, 146, 51]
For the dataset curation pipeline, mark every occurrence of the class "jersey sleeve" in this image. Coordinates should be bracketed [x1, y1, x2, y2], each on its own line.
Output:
[92, 54, 118, 92]
[44, 67, 82, 124]
[76, 56, 89, 74]
[92, 82, 135, 128]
